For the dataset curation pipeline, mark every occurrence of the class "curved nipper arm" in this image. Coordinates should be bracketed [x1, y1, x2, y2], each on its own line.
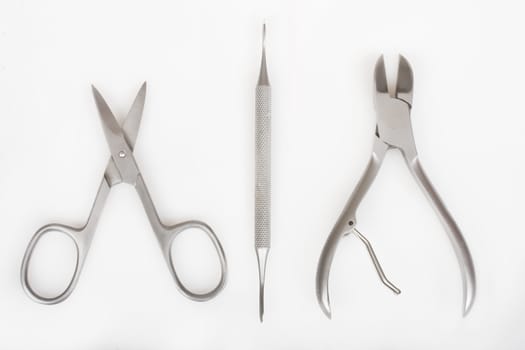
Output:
[316, 138, 476, 318]
[316, 137, 393, 318]
[404, 151, 476, 315]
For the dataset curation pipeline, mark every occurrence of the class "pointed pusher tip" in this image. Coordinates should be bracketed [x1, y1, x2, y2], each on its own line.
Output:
[262, 22, 267, 49]
[259, 284, 265, 323]
[256, 248, 268, 322]
[257, 24, 269, 86]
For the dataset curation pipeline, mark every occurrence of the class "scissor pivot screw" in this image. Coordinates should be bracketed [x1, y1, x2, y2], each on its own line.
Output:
[119, 151, 126, 158]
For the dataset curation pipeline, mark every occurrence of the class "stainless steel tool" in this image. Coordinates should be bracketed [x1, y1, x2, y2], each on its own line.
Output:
[316, 55, 476, 318]
[255, 23, 271, 322]
[21, 83, 228, 304]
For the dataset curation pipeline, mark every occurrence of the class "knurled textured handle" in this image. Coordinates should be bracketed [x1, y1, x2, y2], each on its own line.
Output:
[255, 86, 271, 248]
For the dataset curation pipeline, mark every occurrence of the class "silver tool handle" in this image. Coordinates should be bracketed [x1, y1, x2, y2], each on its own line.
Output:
[134, 175, 227, 301]
[255, 85, 271, 249]
[21, 178, 111, 304]
[405, 154, 476, 314]
[316, 138, 389, 317]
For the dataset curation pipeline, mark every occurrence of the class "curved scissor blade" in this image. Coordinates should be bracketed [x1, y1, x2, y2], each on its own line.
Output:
[122, 82, 147, 150]
[92, 85, 141, 184]
[92, 85, 128, 152]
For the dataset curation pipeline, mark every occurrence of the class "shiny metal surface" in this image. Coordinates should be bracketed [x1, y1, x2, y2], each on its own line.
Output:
[316, 55, 476, 318]
[21, 83, 227, 304]
[353, 228, 401, 295]
[255, 23, 271, 322]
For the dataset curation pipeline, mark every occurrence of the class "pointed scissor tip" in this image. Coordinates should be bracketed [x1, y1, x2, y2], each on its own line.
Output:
[91, 85, 104, 103]
[91, 85, 106, 103]
[137, 81, 147, 98]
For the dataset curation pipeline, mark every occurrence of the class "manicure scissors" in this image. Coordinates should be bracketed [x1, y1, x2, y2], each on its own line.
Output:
[316, 55, 476, 318]
[21, 83, 228, 304]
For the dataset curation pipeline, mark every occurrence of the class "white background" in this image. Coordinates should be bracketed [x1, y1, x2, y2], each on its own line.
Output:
[0, 0, 523, 349]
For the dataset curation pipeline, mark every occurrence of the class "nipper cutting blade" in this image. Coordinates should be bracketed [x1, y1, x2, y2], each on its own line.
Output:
[374, 54, 413, 105]
[374, 55, 389, 95]
[396, 55, 413, 106]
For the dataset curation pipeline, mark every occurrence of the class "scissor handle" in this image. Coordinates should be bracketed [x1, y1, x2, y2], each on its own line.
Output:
[20, 223, 92, 305]
[157, 220, 227, 301]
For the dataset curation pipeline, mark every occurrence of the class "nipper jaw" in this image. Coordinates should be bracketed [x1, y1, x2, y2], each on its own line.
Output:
[316, 55, 476, 319]
[374, 55, 417, 158]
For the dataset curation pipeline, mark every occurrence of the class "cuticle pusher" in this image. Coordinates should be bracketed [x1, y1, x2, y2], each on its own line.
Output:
[255, 22, 271, 322]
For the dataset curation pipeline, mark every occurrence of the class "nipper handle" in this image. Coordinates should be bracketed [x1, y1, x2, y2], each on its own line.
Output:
[316, 138, 390, 318]
[406, 154, 476, 315]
